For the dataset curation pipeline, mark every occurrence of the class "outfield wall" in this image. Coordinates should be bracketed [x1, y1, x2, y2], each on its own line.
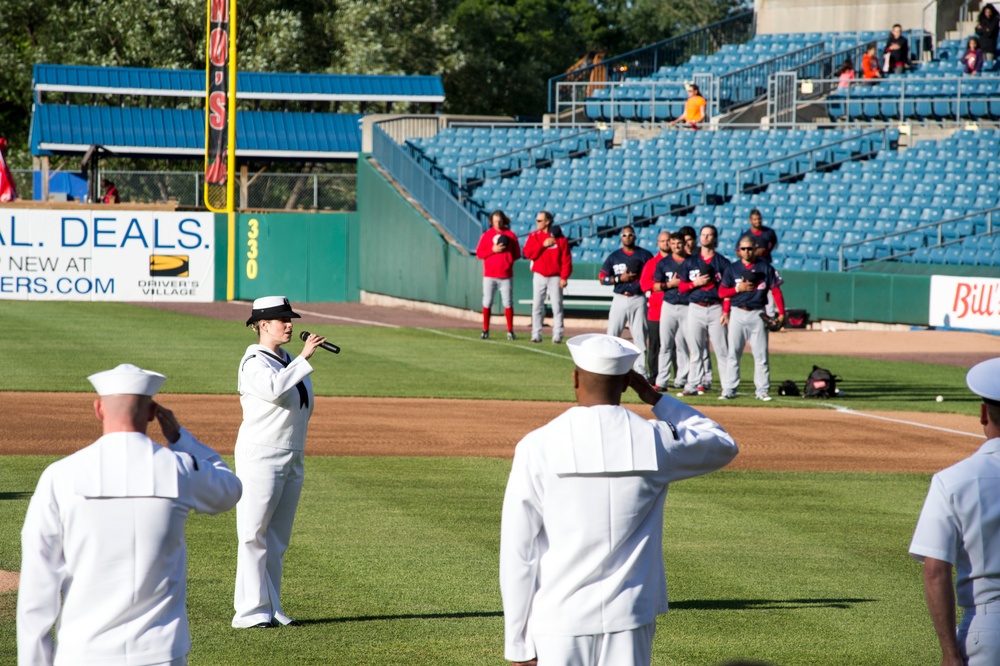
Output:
[232, 212, 360, 303]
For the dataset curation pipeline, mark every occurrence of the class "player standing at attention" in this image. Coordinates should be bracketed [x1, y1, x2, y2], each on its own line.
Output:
[599, 225, 654, 375]
[677, 225, 732, 397]
[639, 232, 671, 382]
[523, 210, 572, 344]
[476, 210, 522, 340]
[652, 231, 691, 392]
[718, 235, 786, 401]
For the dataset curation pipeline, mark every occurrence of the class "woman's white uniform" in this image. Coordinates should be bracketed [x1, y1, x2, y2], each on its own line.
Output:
[232, 344, 315, 628]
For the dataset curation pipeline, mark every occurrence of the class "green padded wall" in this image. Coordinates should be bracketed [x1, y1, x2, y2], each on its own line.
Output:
[233, 212, 359, 302]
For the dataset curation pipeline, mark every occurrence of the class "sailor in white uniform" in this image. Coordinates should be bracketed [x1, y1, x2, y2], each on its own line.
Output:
[17, 364, 242, 666]
[911, 357, 1000, 666]
[500, 334, 739, 666]
[232, 296, 327, 629]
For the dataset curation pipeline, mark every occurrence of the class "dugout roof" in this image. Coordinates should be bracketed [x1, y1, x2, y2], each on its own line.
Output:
[29, 64, 445, 159]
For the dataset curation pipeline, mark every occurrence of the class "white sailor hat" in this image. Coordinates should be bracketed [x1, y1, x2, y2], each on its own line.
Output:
[246, 296, 301, 326]
[567, 334, 640, 376]
[967, 358, 1000, 403]
[88, 363, 167, 397]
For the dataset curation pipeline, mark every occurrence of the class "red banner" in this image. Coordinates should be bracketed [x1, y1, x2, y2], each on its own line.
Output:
[205, 0, 231, 187]
[0, 137, 18, 202]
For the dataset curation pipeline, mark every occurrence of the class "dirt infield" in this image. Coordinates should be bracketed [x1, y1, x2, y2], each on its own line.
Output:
[1, 392, 983, 474]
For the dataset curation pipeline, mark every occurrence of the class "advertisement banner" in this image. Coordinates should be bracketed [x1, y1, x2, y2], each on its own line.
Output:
[0, 210, 215, 301]
[929, 275, 1000, 331]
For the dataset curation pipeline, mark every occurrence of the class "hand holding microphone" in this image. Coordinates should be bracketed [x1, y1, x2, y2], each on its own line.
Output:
[299, 330, 340, 355]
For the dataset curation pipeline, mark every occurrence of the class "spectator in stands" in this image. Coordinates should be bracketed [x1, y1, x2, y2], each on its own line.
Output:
[741, 208, 779, 263]
[599, 226, 654, 375]
[862, 44, 882, 80]
[883, 24, 911, 74]
[976, 4, 999, 61]
[523, 210, 572, 344]
[476, 210, 521, 341]
[963, 37, 985, 75]
[640, 232, 671, 383]
[835, 58, 856, 88]
[101, 178, 120, 204]
[669, 83, 706, 130]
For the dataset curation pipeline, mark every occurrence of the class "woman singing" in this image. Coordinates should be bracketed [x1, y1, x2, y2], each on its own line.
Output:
[232, 296, 326, 629]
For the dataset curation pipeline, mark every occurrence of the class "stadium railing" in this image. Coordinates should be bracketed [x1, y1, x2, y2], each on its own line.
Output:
[734, 128, 893, 195]
[547, 11, 754, 113]
[372, 119, 484, 252]
[456, 127, 609, 196]
[545, 182, 707, 241]
[838, 204, 1000, 271]
[794, 76, 1000, 125]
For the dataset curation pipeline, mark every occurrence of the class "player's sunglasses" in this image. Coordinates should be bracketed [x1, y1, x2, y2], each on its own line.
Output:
[738, 246, 756, 251]
[621, 233, 635, 238]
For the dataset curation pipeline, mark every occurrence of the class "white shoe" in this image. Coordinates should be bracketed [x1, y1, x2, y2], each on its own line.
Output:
[757, 394, 772, 402]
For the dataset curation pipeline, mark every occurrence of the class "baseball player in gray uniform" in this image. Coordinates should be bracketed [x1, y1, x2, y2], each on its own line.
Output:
[718, 235, 787, 401]
[599, 226, 654, 375]
[677, 225, 733, 397]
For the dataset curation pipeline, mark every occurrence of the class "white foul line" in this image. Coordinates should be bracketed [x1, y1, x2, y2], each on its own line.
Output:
[416, 328, 570, 360]
[773, 398, 984, 439]
[296, 308, 400, 329]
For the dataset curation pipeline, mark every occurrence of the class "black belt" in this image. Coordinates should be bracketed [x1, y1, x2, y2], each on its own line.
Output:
[692, 301, 719, 307]
[736, 306, 762, 311]
[615, 292, 639, 297]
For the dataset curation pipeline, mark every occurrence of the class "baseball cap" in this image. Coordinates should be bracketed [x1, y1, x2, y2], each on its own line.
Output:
[967, 358, 1000, 402]
[567, 334, 640, 376]
[246, 296, 301, 326]
[88, 364, 167, 397]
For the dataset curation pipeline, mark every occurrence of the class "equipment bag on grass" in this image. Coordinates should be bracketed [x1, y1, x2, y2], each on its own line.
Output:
[804, 365, 840, 398]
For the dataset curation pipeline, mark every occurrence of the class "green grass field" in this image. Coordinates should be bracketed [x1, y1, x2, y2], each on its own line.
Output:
[0, 301, 976, 664]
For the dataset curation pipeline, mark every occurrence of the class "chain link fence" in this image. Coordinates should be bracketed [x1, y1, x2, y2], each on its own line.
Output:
[9, 169, 357, 211]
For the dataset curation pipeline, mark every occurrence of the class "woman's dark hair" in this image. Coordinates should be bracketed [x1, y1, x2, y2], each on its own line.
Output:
[489, 210, 511, 227]
[835, 58, 854, 75]
[969, 37, 981, 50]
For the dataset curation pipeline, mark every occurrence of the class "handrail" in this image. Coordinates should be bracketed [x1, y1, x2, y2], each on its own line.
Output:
[734, 128, 889, 194]
[541, 183, 707, 240]
[838, 205, 1000, 271]
[456, 128, 606, 194]
[371, 120, 484, 252]
[547, 11, 754, 112]
[717, 42, 826, 112]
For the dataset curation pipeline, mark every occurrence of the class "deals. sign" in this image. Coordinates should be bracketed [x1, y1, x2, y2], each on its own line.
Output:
[0, 210, 215, 301]
[929, 275, 1000, 331]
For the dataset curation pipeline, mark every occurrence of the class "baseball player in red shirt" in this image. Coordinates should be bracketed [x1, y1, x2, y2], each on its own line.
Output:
[522, 211, 573, 344]
[476, 210, 522, 340]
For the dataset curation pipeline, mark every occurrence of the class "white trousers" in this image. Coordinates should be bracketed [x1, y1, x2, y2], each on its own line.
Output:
[531, 273, 565, 340]
[483, 277, 513, 309]
[727, 307, 770, 398]
[959, 605, 1000, 666]
[532, 623, 656, 666]
[685, 302, 732, 392]
[607, 294, 647, 374]
[656, 302, 690, 388]
[233, 443, 305, 628]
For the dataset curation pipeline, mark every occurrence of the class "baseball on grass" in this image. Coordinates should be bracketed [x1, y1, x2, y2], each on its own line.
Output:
[936, 395, 944, 402]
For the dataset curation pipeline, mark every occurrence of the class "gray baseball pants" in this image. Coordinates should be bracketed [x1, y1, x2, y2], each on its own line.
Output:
[656, 302, 689, 388]
[727, 307, 770, 398]
[531, 274, 564, 340]
[607, 293, 647, 374]
[483, 277, 513, 309]
[684, 302, 733, 393]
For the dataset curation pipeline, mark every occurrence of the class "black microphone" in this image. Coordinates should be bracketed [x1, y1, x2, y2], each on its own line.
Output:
[299, 330, 341, 354]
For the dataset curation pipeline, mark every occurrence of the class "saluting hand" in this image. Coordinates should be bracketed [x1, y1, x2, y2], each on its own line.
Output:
[627, 370, 661, 406]
[300, 333, 327, 360]
[153, 402, 181, 445]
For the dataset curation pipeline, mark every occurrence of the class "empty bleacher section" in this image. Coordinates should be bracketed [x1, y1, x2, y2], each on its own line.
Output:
[375, 118, 999, 273]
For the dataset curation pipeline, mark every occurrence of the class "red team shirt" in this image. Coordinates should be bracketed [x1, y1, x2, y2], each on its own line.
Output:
[639, 255, 668, 321]
[476, 228, 522, 279]
[522, 229, 572, 280]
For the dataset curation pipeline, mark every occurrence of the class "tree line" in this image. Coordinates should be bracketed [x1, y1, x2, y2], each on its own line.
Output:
[0, 0, 741, 168]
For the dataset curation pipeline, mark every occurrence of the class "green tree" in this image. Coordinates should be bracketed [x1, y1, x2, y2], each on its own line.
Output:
[445, 0, 610, 116]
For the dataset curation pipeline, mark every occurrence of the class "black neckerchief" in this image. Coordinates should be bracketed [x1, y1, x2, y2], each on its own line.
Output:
[256, 348, 309, 409]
